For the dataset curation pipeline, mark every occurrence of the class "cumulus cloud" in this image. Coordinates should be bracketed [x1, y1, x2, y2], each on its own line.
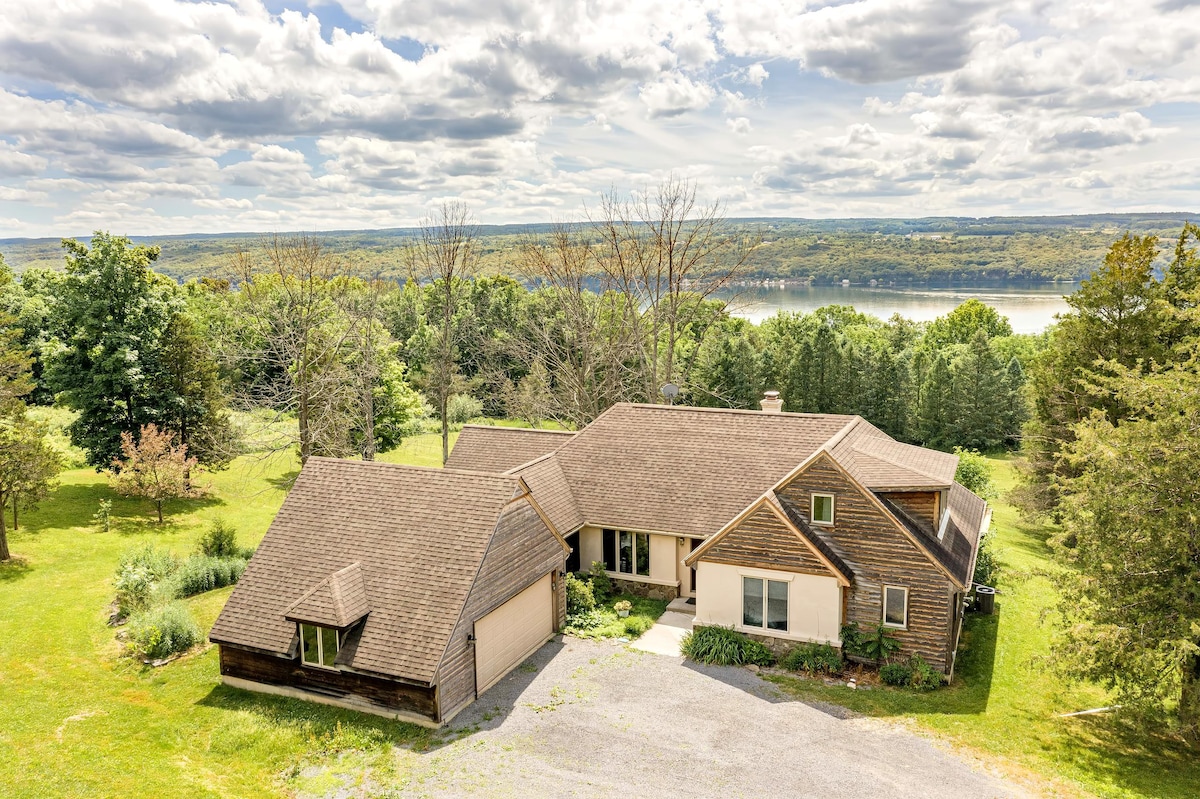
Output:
[1, 0, 1199, 236]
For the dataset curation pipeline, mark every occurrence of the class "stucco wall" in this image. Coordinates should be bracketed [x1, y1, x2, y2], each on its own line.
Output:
[578, 526, 603, 572]
[694, 562, 842, 645]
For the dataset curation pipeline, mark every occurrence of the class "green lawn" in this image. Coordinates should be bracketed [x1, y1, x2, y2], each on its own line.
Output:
[766, 454, 1199, 799]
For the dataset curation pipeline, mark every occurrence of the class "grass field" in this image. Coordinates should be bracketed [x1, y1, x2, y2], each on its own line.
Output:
[0, 431, 1194, 798]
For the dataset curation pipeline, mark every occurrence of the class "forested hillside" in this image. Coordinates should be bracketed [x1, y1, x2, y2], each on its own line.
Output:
[2, 212, 1193, 284]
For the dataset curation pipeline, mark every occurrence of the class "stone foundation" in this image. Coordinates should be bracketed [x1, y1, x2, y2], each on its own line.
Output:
[692, 622, 841, 658]
[611, 577, 678, 602]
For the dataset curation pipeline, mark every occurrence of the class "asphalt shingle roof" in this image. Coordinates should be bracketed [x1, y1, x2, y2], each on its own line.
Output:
[209, 458, 525, 684]
[445, 425, 575, 473]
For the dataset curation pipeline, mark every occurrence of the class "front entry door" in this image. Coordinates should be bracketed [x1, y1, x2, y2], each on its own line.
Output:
[689, 538, 702, 596]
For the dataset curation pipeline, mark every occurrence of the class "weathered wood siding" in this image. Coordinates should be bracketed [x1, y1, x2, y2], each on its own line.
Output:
[779, 454, 956, 672]
[219, 644, 438, 719]
[703, 505, 833, 577]
[880, 491, 939, 533]
[436, 497, 566, 721]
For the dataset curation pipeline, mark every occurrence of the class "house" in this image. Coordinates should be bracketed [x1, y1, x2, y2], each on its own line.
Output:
[209, 459, 569, 726]
[211, 397, 988, 725]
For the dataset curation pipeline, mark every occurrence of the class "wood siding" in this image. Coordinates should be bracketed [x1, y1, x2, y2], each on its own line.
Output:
[436, 497, 566, 720]
[779, 455, 956, 672]
[219, 645, 438, 719]
[703, 505, 834, 578]
[881, 491, 939, 533]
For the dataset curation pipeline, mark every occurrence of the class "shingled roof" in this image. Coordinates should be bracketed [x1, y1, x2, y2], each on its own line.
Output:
[445, 425, 575, 473]
[831, 424, 959, 490]
[209, 458, 531, 684]
[284, 563, 370, 629]
[545, 404, 858, 538]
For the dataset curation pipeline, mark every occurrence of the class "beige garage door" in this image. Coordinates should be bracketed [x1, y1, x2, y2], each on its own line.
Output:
[474, 573, 554, 695]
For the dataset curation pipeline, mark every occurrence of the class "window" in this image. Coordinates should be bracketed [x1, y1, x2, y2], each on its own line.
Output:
[604, 529, 651, 577]
[883, 586, 908, 628]
[742, 576, 788, 632]
[811, 493, 834, 526]
[300, 623, 340, 668]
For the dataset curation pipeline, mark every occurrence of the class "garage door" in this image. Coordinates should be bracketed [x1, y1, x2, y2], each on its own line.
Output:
[474, 573, 554, 695]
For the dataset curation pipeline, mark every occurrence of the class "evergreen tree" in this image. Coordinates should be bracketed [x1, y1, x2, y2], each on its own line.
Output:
[916, 353, 954, 447]
[948, 330, 1007, 450]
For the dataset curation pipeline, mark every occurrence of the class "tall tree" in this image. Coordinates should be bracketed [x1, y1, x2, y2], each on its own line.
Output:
[0, 414, 61, 560]
[405, 202, 480, 465]
[155, 313, 234, 469]
[593, 176, 757, 399]
[1055, 364, 1200, 738]
[228, 235, 360, 464]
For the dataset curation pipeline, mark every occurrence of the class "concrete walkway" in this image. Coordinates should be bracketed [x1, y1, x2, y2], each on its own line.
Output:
[628, 609, 693, 656]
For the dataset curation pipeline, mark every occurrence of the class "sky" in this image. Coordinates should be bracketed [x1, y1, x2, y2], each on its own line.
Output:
[1, 0, 1198, 238]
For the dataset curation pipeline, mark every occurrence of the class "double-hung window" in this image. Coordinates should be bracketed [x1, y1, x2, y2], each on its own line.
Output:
[883, 586, 908, 629]
[300, 623, 340, 668]
[603, 529, 651, 577]
[742, 576, 788, 632]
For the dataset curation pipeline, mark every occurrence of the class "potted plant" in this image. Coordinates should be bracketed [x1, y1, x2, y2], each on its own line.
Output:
[613, 600, 632, 618]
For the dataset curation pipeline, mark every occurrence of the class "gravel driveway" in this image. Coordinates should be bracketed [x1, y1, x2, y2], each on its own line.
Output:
[387, 636, 1022, 799]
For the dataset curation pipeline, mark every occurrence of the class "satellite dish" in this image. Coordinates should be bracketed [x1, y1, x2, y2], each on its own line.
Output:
[661, 383, 680, 405]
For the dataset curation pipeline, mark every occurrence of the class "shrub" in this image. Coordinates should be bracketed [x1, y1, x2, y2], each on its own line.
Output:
[128, 602, 202, 660]
[93, 499, 113, 533]
[973, 532, 1001, 587]
[840, 622, 865, 656]
[908, 655, 944, 691]
[114, 545, 180, 616]
[781, 642, 843, 675]
[622, 615, 655, 637]
[953, 447, 998, 501]
[197, 519, 239, 558]
[880, 662, 913, 686]
[174, 555, 248, 599]
[854, 623, 901, 665]
[564, 572, 596, 616]
[445, 394, 484, 426]
[588, 561, 613, 603]
[681, 625, 776, 667]
[563, 608, 609, 632]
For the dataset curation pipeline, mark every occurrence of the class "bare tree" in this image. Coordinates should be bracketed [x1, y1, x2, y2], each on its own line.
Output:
[517, 224, 645, 428]
[226, 234, 361, 465]
[405, 202, 479, 465]
[592, 175, 757, 401]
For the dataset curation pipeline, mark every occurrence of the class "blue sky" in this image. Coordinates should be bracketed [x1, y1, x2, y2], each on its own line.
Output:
[0, 0, 1198, 237]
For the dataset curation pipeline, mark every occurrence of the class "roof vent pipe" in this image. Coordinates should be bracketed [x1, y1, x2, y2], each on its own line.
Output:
[760, 390, 783, 414]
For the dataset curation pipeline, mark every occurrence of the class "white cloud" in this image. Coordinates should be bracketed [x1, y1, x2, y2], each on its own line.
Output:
[1, 0, 1199, 237]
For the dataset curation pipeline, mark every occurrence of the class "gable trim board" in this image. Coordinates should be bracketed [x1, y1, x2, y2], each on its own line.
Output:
[684, 491, 851, 587]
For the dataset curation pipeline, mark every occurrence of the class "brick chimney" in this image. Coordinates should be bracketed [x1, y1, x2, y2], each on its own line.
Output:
[760, 390, 783, 413]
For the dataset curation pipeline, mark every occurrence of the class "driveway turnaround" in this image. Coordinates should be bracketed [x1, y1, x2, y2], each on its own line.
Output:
[389, 636, 1023, 799]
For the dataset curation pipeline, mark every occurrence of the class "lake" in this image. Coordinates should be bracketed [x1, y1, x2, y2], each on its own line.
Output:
[723, 282, 1073, 334]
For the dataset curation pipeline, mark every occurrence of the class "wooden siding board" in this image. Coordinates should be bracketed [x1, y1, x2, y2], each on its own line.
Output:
[219, 645, 438, 719]
[880, 491, 939, 533]
[436, 498, 566, 719]
[702, 506, 833, 577]
[779, 456, 956, 671]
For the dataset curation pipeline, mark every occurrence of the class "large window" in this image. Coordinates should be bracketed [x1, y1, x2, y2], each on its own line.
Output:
[742, 576, 788, 632]
[603, 529, 651, 577]
[300, 623, 340, 668]
[811, 493, 835, 526]
[883, 586, 908, 629]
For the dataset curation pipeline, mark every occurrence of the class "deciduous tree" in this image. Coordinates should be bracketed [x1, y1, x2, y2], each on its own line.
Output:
[109, 424, 200, 524]
[0, 414, 62, 560]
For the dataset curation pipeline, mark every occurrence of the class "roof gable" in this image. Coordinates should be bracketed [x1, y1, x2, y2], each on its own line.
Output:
[284, 563, 370, 628]
[685, 492, 850, 585]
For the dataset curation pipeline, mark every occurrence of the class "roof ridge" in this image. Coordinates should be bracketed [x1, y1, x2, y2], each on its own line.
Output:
[459, 424, 576, 436]
[622, 403, 858, 421]
[307, 456, 521, 481]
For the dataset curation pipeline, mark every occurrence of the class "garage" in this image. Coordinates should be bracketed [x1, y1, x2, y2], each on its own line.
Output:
[474, 573, 555, 695]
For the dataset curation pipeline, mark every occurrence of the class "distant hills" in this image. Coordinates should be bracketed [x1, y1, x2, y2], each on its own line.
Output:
[3, 212, 1195, 285]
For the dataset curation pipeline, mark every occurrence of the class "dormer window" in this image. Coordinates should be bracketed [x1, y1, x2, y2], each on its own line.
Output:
[300, 623, 340, 669]
[811, 493, 835, 526]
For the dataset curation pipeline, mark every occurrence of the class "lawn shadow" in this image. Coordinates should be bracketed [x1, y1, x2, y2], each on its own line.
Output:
[0, 555, 33, 582]
[265, 469, 300, 491]
[1052, 711, 1200, 799]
